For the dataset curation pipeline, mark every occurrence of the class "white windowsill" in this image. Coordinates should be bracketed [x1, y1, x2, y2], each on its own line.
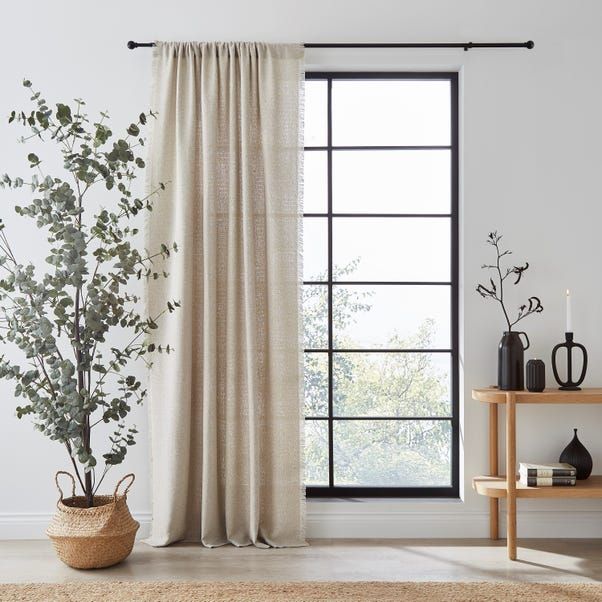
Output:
[307, 497, 463, 504]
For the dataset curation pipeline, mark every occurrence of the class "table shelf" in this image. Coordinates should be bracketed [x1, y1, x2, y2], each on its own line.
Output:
[473, 475, 602, 499]
[472, 387, 602, 561]
[473, 387, 602, 404]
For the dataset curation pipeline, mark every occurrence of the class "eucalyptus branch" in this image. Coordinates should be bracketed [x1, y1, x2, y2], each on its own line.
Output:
[84, 184, 166, 246]
[0, 231, 18, 264]
[34, 355, 57, 400]
[88, 307, 170, 401]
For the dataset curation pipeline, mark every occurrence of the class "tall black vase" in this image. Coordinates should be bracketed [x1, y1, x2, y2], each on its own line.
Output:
[498, 331, 530, 390]
[559, 428, 592, 480]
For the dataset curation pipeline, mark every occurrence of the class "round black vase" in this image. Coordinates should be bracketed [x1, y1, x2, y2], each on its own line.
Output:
[559, 428, 592, 480]
[526, 359, 545, 392]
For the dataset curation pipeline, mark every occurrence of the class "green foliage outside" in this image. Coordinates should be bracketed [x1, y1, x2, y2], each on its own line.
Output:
[304, 261, 452, 487]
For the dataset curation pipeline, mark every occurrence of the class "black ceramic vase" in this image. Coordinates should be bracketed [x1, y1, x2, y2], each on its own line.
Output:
[498, 331, 530, 390]
[559, 428, 592, 480]
[526, 359, 545, 392]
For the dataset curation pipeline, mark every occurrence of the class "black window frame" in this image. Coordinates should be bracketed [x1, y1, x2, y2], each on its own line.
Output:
[304, 71, 460, 499]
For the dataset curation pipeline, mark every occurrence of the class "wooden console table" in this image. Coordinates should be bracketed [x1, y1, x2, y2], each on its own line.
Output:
[472, 387, 602, 560]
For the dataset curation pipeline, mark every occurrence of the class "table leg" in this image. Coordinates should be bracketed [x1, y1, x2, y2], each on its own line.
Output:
[506, 392, 517, 560]
[489, 403, 499, 540]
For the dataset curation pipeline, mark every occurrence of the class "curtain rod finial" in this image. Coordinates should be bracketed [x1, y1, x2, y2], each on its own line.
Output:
[127, 41, 137, 50]
[526, 40, 535, 49]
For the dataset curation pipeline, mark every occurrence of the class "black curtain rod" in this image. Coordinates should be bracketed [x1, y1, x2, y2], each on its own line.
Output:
[127, 40, 534, 51]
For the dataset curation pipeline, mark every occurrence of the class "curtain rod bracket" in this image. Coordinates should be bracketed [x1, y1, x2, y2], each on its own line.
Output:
[127, 41, 155, 50]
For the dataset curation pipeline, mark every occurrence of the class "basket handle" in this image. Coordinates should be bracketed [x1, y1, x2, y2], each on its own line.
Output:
[113, 473, 135, 501]
[55, 471, 76, 507]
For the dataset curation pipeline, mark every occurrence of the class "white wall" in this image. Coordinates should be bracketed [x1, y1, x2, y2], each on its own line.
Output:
[2, 0, 602, 539]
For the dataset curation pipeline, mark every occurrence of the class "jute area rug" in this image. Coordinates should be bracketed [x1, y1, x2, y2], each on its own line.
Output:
[1, 581, 601, 602]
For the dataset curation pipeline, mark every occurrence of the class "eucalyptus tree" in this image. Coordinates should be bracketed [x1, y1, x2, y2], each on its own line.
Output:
[0, 81, 177, 506]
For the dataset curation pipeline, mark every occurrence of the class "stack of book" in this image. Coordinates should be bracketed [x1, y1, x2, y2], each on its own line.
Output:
[519, 462, 576, 487]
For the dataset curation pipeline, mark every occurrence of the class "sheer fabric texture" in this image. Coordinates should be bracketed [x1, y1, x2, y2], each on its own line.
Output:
[145, 41, 305, 548]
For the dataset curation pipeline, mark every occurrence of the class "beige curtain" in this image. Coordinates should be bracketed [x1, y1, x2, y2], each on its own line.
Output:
[145, 42, 305, 548]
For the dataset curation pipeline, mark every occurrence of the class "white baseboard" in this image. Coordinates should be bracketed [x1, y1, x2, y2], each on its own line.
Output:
[0, 512, 151, 540]
[306, 509, 602, 539]
[2, 509, 602, 540]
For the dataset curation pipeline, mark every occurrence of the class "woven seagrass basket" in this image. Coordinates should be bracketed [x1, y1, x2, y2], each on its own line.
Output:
[46, 471, 139, 569]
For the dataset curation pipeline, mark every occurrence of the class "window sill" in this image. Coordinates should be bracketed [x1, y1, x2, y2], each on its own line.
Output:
[307, 496, 462, 504]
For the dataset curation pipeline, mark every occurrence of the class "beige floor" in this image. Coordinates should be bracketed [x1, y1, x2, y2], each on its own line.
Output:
[1, 539, 602, 584]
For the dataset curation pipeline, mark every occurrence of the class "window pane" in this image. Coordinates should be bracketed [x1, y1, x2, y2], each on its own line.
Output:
[303, 285, 328, 349]
[305, 420, 329, 486]
[303, 217, 327, 281]
[304, 151, 328, 213]
[333, 353, 451, 417]
[305, 353, 329, 416]
[333, 420, 452, 486]
[333, 217, 450, 282]
[304, 80, 328, 146]
[333, 150, 450, 214]
[302, 74, 457, 495]
[332, 80, 450, 146]
[333, 285, 450, 349]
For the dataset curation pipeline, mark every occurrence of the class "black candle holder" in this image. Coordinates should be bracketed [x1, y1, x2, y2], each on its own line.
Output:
[551, 332, 588, 390]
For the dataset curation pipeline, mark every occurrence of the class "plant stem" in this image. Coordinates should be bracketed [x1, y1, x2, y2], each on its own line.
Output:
[65, 441, 86, 494]
[93, 465, 111, 496]
[494, 240, 512, 331]
[72, 178, 94, 508]
[74, 289, 93, 506]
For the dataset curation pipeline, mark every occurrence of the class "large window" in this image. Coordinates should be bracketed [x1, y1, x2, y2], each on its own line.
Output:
[303, 73, 459, 497]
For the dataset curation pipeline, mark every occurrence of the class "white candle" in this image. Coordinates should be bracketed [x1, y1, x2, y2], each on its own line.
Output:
[566, 289, 572, 332]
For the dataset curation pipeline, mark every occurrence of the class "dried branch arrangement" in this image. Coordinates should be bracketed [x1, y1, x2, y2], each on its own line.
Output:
[476, 231, 543, 331]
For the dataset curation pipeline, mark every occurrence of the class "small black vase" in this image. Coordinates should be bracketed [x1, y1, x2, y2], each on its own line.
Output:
[498, 331, 530, 390]
[559, 428, 592, 480]
[526, 359, 545, 392]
